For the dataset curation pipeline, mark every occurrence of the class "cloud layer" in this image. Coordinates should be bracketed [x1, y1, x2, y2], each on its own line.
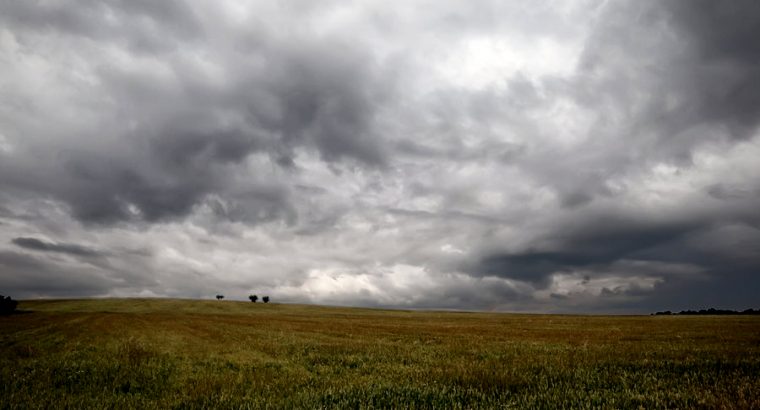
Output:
[1, 0, 759, 312]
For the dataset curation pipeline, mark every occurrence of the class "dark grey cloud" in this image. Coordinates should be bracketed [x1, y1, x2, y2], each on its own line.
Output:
[0, 0, 395, 226]
[665, 0, 760, 141]
[578, 0, 760, 156]
[0, 251, 117, 298]
[11, 237, 101, 258]
[468, 212, 702, 282]
[671, 0, 760, 63]
[252, 42, 391, 167]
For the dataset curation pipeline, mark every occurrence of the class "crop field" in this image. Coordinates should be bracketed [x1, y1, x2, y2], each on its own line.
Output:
[1, 299, 759, 409]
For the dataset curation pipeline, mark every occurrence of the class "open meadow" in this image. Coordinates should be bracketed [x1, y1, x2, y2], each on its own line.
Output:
[1, 299, 759, 408]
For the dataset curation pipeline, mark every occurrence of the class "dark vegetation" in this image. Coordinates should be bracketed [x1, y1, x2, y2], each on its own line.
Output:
[249, 295, 269, 303]
[654, 308, 760, 316]
[215, 295, 224, 300]
[1, 299, 758, 408]
[0, 295, 18, 315]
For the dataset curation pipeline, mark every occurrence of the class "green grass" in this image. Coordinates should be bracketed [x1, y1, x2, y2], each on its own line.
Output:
[2, 299, 759, 409]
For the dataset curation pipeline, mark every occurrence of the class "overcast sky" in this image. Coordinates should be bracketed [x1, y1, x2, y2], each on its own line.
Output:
[1, 0, 759, 313]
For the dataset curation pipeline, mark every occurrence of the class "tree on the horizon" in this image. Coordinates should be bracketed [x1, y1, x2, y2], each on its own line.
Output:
[216, 294, 224, 300]
[262, 296, 269, 303]
[249, 295, 258, 303]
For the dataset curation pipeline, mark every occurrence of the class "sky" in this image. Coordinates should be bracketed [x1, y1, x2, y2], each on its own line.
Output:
[1, 0, 759, 313]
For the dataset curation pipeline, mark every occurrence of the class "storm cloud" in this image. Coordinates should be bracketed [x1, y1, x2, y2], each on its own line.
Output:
[12, 237, 102, 257]
[0, 0, 758, 312]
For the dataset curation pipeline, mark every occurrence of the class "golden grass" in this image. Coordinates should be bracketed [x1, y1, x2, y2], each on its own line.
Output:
[1, 298, 759, 408]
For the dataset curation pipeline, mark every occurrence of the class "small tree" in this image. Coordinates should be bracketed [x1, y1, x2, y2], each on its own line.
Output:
[262, 296, 270, 303]
[249, 295, 258, 303]
[216, 294, 224, 300]
[0, 295, 18, 315]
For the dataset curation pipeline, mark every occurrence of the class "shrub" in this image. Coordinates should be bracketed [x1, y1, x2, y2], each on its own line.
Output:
[0, 295, 18, 314]
[249, 295, 258, 303]
[262, 296, 270, 303]
[216, 295, 224, 300]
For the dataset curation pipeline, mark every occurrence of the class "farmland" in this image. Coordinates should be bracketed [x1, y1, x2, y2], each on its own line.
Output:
[1, 299, 759, 408]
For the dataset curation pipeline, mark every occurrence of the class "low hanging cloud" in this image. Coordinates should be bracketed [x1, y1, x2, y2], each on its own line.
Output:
[11, 237, 102, 258]
[0, 0, 759, 312]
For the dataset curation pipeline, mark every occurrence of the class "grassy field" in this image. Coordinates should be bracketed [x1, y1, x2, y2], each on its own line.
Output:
[1, 299, 759, 409]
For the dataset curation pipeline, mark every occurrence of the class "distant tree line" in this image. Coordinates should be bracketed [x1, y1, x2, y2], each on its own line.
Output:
[211, 294, 271, 303]
[653, 308, 760, 316]
[0, 295, 18, 315]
